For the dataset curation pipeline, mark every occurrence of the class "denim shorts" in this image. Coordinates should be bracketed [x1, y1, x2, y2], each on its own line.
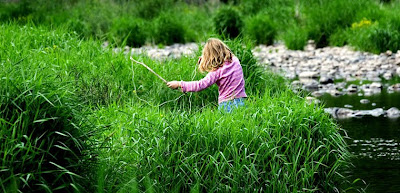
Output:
[218, 98, 245, 113]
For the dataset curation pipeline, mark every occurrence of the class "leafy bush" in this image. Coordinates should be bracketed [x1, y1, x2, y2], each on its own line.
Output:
[153, 11, 186, 45]
[369, 27, 400, 53]
[108, 17, 147, 47]
[283, 25, 308, 50]
[214, 6, 243, 39]
[328, 29, 348, 47]
[348, 17, 400, 54]
[245, 13, 276, 45]
[304, 0, 369, 48]
[131, 0, 175, 19]
[239, 0, 272, 15]
[66, 1, 116, 39]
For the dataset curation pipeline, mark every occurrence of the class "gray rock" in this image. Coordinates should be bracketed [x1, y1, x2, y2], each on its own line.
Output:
[305, 96, 320, 104]
[370, 82, 383, 89]
[299, 71, 319, 78]
[360, 99, 370, 104]
[329, 89, 343, 96]
[330, 107, 354, 119]
[311, 91, 324, 97]
[387, 107, 400, 118]
[291, 80, 302, 88]
[383, 72, 393, 80]
[353, 108, 384, 117]
[319, 76, 334, 84]
[347, 84, 358, 93]
[344, 104, 353, 108]
[393, 83, 400, 90]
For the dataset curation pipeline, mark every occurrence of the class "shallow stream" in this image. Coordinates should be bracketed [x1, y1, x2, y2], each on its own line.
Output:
[320, 89, 400, 192]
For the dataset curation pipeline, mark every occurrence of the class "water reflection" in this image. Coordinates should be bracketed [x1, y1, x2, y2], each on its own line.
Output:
[328, 104, 400, 192]
[350, 138, 400, 160]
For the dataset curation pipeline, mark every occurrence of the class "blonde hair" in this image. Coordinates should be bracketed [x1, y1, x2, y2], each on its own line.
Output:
[198, 38, 233, 72]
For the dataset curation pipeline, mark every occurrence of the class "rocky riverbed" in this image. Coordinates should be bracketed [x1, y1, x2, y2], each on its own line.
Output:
[110, 41, 400, 118]
[252, 41, 400, 98]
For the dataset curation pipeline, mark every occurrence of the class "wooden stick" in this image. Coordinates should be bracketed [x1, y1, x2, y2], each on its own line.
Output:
[130, 57, 168, 83]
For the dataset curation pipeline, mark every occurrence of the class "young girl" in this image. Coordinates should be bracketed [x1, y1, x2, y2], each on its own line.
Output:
[167, 38, 247, 112]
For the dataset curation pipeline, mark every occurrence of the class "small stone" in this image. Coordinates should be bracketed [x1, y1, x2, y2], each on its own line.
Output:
[383, 72, 392, 80]
[299, 71, 319, 78]
[372, 103, 376, 106]
[305, 96, 320, 104]
[319, 76, 334, 84]
[370, 82, 382, 89]
[344, 104, 353, 108]
[334, 108, 354, 119]
[393, 83, 400, 90]
[347, 84, 358, 93]
[360, 99, 370, 104]
[311, 91, 324, 97]
[387, 107, 400, 118]
[102, 41, 109, 48]
[329, 89, 343, 96]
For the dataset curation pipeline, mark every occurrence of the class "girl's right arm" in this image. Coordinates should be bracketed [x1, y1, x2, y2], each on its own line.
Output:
[166, 81, 181, 90]
[180, 71, 219, 92]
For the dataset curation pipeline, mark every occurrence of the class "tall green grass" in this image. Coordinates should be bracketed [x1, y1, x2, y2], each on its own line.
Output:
[91, 92, 350, 192]
[0, 23, 96, 192]
[1, 22, 354, 192]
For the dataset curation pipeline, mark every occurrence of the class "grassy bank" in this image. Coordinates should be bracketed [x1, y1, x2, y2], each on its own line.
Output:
[0, 23, 352, 192]
[1, 0, 400, 53]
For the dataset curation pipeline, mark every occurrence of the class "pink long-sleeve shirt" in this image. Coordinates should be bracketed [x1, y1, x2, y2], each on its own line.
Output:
[181, 56, 247, 103]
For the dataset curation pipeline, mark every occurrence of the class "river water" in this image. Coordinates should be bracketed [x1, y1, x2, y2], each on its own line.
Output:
[319, 89, 400, 192]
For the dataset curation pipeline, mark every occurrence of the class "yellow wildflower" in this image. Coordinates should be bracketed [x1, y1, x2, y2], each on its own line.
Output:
[352, 18, 373, 29]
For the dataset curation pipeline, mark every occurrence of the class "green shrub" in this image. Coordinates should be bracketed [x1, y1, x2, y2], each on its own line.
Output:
[214, 6, 243, 39]
[369, 27, 400, 53]
[239, 0, 272, 15]
[174, 5, 214, 43]
[328, 29, 348, 47]
[66, 1, 116, 39]
[304, 0, 369, 48]
[283, 26, 308, 50]
[245, 13, 276, 45]
[108, 17, 147, 47]
[348, 17, 400, 54]
[153, 11, 186, 45]
[131, 0, 175, 19]
[220, 0, 240, 4]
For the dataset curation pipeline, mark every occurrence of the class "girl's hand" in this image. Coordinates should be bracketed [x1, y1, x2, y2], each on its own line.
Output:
[167, 81, 181, 89]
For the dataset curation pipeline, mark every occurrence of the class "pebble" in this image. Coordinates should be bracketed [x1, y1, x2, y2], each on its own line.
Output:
[360, 99, 370, 104]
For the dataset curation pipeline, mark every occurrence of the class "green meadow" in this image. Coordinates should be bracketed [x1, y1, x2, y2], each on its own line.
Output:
[4, 0, 397, 192]
[0, 22, 352, 193]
